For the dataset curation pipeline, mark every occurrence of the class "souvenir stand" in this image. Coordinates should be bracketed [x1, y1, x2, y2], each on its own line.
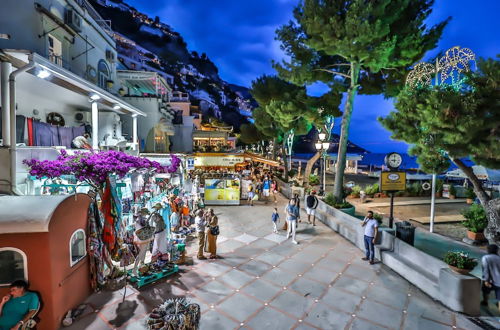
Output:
[117, 169, 192, 288]
[185, 153, 245, 205]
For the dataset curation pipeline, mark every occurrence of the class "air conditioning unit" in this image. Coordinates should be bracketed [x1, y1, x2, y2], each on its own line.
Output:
[105, 50, 116, 62]
[65, 9, 82, 32]
[74, 112, 90, 123]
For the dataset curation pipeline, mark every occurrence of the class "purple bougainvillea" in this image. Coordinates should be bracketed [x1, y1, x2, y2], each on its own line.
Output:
[23, 150, 181, 190]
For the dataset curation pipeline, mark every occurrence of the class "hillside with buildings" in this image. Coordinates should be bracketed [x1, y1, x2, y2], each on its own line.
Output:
[90, 0, 254, 130]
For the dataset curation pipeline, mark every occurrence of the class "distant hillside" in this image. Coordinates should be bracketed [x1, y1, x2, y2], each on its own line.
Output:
[90, 0, 254, 130]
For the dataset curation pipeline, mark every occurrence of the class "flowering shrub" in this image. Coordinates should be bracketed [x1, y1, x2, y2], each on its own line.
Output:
[443, 251, 477, 270]
[23, 150, 181, 190]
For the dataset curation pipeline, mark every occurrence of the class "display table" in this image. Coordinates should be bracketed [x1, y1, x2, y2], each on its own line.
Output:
[128, 264, 179, 288]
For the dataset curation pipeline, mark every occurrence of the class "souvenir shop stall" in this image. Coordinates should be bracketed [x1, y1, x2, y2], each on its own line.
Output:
[184, 153, 245, 205]
[23, 152, 183, 284]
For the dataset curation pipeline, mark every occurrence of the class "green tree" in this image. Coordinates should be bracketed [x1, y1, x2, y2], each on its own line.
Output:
[251, 75, 341, 182]
[239, 123, 267, 144]
[380, 56, 500, 243]
[274, 0, 448, 200]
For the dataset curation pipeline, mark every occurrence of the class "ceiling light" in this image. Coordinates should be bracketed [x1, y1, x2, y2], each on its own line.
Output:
[89, 93, 100, 101]
[36, 69, 50, 79]
[113, 104, 121, 110]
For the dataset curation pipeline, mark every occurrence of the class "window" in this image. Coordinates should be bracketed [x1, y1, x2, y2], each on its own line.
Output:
[0, 248, 28, 286]
[48, 34, 63, 66]
[97, 60, 110, 89]
[69, 229, 86, 266]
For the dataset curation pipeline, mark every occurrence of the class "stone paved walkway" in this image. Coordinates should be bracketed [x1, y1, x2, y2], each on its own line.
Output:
[66, 194, 486, 330]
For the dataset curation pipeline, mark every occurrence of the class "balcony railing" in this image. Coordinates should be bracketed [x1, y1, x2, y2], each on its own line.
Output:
[48, 53, 72, 71]
[75, 0, 114, 37]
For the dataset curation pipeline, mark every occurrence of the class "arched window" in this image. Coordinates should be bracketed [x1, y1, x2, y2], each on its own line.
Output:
[69, 229, 86, 267]
[0, 248, 28, 286]
[97, 60, 110, 89]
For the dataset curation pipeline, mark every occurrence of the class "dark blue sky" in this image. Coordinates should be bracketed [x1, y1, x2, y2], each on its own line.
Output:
[128, 0, 500, 153]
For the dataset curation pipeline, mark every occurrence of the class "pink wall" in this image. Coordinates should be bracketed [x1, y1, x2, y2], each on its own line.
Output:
[0, 194, 91, 329]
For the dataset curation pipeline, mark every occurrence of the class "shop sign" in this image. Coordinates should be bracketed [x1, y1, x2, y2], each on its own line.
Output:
[380, 171, 406, 191]
[204, 178, 240, 202]
[186, 158, 195, 170]
[194, 156, 244, 167]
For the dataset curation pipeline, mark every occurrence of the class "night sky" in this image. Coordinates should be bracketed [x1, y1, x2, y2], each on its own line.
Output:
[128, 0, 500, 153]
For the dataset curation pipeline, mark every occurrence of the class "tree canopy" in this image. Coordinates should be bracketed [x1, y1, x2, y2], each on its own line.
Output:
[274, 0, 448, 200]
[380, 56, 500, 243]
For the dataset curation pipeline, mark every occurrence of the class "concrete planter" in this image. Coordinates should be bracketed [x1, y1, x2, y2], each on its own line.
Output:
[449, 265, 473, 276]
[339, 206, 355, 216]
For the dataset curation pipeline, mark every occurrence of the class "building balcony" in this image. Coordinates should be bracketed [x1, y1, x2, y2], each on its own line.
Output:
[170, 91, 189, 102]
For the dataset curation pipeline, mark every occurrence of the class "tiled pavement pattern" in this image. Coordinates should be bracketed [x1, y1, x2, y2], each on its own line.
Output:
[66, 195, 487, 330]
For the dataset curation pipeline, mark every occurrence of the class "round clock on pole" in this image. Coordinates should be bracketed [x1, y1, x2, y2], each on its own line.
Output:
[385, 152, 402, 170]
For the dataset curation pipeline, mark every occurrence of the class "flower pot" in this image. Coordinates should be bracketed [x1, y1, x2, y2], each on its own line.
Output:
[436, 192, 442, 198]
[449, 195, 456, 200]
[449, 265, 473, 275]
[466, 230, 485, 241]
[466, 198, 474, 205]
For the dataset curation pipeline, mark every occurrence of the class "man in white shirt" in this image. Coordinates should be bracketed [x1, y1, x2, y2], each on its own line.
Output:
[361, 211, 378, 265]
[195, 210, 207, 260]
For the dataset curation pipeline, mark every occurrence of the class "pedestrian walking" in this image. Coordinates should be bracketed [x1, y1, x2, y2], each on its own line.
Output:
[292, 193, 301, 222]
[305, 190, 319, 226]
[271, 207, 280, 233]
[195, 210, 207, 260]
[285, 199, 299, 244]
[271, 179, 278, 204]
[206, 209, 219, 259]
[247, 182, 255, 206]
[481, 244, 500, 311]
[262, 176, 271, 204]
[361, 211, 378, 264]
[256, 179, 263, 200]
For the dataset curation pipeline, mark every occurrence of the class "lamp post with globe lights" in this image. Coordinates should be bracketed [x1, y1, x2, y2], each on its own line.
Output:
[315, 134, 330, 193]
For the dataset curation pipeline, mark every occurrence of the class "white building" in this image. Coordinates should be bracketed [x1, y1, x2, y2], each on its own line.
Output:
[117, 70, 175, 153]
[0, 0, 146, 194]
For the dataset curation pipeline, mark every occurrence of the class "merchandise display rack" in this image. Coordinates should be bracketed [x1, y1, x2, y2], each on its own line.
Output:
[128, 264, 179, 288]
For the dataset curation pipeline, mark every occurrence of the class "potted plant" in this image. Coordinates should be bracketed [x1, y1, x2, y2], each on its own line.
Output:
[461, 204, 488, 241]
[350, 185, 361, 198]
[449, 184, 457, 199]
[435, 179, 444, 198]
[106, 80, 114, 89]
[465, 188, 476, 204]
[443, 251, 477, 275]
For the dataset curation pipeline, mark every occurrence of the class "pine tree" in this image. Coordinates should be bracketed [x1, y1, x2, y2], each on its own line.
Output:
[380, 56, 500, 243]
[274, 0, 448, 200]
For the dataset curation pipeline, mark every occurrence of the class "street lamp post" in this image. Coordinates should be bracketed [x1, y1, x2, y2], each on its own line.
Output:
[315, 135, 330, 193]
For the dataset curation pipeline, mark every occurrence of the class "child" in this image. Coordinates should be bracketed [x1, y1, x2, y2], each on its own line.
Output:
[271, 208, 280, 233]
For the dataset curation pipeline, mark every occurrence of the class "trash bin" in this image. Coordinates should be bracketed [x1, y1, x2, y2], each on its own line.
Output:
[395, 221, 416, 246]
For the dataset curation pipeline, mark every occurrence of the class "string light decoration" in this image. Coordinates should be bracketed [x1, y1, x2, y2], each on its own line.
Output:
[406, 46, 476, 88]
[406, 62, 435, 88]
[438, 46, 475, 85]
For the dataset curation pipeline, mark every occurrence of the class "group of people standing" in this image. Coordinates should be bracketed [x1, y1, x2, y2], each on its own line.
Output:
[271, 190, 320, 245]
[247, 173, 278, 206]
[195, 208, 219, 260]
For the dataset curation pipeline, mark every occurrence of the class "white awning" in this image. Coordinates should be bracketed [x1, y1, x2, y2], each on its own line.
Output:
[3, 51, 146, 117]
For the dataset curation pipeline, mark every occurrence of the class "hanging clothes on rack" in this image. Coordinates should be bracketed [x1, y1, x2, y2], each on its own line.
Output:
[26, 118, 34, 146]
